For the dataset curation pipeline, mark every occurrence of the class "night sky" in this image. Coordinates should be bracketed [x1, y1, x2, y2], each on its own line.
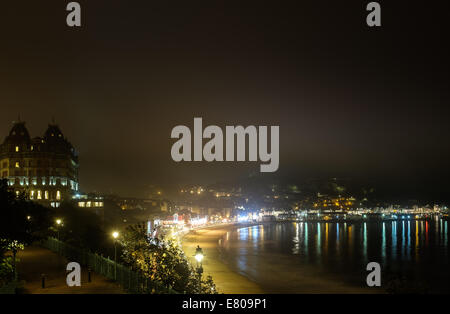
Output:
[1, 1, 449, 200]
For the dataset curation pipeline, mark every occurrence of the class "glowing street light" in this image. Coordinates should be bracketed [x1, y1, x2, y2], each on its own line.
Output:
[195, 251, 204, 263]
[112, 231, 119, 280]
[194, 245, 204, 291]
[55, 219, 63, 240]
[194, 245, 204, 264]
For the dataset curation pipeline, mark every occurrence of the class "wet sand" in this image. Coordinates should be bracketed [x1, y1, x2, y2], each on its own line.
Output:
[182, 223, 382, 294]
[182, 224, 265, 294]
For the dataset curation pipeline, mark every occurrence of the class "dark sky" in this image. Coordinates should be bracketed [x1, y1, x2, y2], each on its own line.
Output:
[1, 1, 449, 199]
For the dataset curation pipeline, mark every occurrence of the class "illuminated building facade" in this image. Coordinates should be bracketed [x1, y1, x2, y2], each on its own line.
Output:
[0, 120, 79, 207]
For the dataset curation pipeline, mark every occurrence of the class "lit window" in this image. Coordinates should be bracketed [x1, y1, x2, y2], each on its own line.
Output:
[37, 190, 42, 200]
[15, 146, 19, 152]
[86, 201, 91, 207]
[15, 162, 20, 168]
[45, 191, 49, 200]
[56, 190, 61, 200]
[30, 145, 33, 151]
[30, 190, 35, 199]
[78, 202, 85, 207]
[15, 191, 19, 197]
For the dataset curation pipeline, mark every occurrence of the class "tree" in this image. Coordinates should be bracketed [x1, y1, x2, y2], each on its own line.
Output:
[0, 180, 54, 245]
[56, 201, 108, 253]
[0, 179, 54, 283]
[120, 223, 218, 294]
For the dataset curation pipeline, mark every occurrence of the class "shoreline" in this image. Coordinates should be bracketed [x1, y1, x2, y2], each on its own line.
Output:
[181, 223, 265, 294]
[181, 222, 383, 294]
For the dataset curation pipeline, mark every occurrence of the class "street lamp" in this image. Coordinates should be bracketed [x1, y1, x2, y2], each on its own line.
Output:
[112, 231, 119, 280]
[9, 240, 23, 281]
[55, 219, 62, 240]
[194, 245, 204, 292]
[195, 250, 204, 263]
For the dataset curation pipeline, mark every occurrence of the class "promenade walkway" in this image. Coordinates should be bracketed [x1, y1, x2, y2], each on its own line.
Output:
[16, 245, 124, 294]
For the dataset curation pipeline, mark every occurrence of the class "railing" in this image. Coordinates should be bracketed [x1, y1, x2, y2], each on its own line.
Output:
[0, 280, 20, 294]
[42, 237, 177, 294]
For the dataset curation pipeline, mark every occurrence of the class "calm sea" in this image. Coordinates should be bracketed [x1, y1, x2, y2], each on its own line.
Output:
[218, 218, 450, 293]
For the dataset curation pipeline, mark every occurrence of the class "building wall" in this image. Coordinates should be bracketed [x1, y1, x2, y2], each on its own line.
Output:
[0, 121, 79, 207]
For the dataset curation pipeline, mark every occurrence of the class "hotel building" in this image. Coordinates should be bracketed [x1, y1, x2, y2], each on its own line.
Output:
[0, 120, 79, 207]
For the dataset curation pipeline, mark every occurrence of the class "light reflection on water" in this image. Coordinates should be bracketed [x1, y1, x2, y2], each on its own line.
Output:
[382, 222, 385, 264]
[219, 219, 450, 293]
[316, 223, 321, 262]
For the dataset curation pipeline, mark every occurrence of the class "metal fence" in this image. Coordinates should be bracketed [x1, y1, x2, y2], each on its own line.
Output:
[0, 280, 20, 294]
[42, 237, 176, 294]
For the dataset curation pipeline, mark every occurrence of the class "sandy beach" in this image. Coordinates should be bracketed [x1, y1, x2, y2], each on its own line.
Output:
[182, 223, 383, 294]
[182, 224, 265, 294]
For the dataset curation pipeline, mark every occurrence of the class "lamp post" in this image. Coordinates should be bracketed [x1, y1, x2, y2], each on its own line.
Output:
[112, 231, 119, 280]
[9, 240, 22, 281]
[194, 245, 204, 292]
[55, 219, 62, 240]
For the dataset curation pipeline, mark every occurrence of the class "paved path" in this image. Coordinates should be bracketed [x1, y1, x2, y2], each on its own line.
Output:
[16, 246, 124, 294]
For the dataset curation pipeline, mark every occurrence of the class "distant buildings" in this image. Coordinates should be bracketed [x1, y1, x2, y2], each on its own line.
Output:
[111, 196, 169, 212]
[0, 120, 79, 207]
[73, 192, 105, 217]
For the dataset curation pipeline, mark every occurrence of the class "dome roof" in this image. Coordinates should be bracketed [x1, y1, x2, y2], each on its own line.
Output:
[42, 124, 76, 157]
[43, 124, 65, 142]
[3, 121, 31, 145]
